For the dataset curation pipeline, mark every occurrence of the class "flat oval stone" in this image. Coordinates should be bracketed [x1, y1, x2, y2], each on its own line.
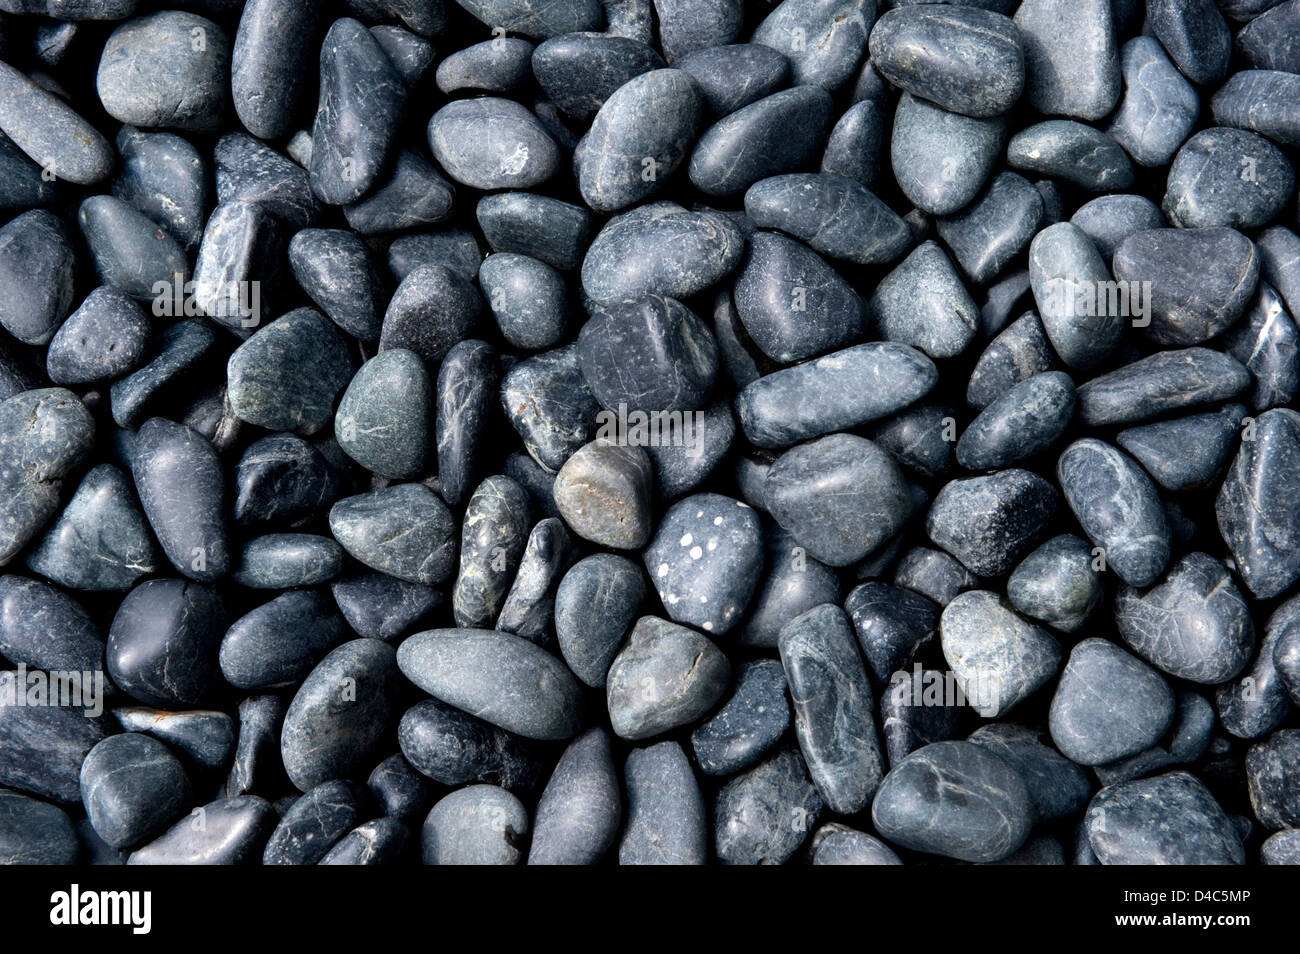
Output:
[779, 604, 885, 813]
[745, 173, 909, 266]
[606, 616, 730, 740]
[1049, 637, 1175, 766]
[335, 349, 431, 479]
[1246, 730, 1300, 828]
[288, 229, 387, 341]
[109, 128, 199, 248]
[220, 589, 346, 689]
[263, 780, 364, 865]
[309, 17, 406, 204]
[26, 463, 159, 591]
[554, 441, 654, 550]
[765, 433, 910, 567]
[379, 263, 481, 365]
[1085, 771, 1244, 864]
[0, 210, 75, 346]
[112, 708, 234, 772]
[891, 93, 1006, 215]
[751, 0, 873, 90]
[331, 571, 441, 643]
[232, 0, 318, 139]
[1028, 222, 1124, 371]
[1014, 0, 1118, 120]
[0, 576, 103, 675]
[480, 254, 567, 351]
[500, 345, 599, 472]
[714, 744, 823, 864]
[688, 86, 832, 197]
[1006, 534, 1102, 633]
[733, 231, 866, 363]
[80, 733, 190, 850]
[926, 469, 1058, 577]
[435, 37, 533, 94]
[1106, 36, 1198, 168]
[131, 418, 227, 582]
[677, 43, 789, 117]
[532, 33, 665, 118]
[190, 200, 280, 329]
[528, 728, 621, 864]
[577, 296, 716, 414]
[690, 659, 789, 775]
[1069, 193, 1166, 262]
[741, 528, 841, 648]
[871, 241, 979, 360]
[280, 639, 401, 791]
[737, 342, 936, 448]
[477, 192, 592, 271]
[389, 226, 484, 280]
[0, 60, 112, 185]
[1116, 405, 1246, 491]
[453, 475, 533, 628]
[821, 98, 884, 187]
[1112, 227, 1259, 347]
[869, 5, 1023, 118]
[810, 823, 902, 865]
[1008, 121, 1133, 191]
[0, 790, 79, 864]
[956, 371, 1076, 470]
[397, 628, 584, 741]
[234, 434, 339, 526]
[420, 785, 528, 865]
[581, 201, 744, 306]
[399, 698, 542, 791]
[967, 724, 1092, 825]
[343, 148, 454, 235]
[620, 740, 706, 865]
[329, 484, 457, 586]
[1211, 69, 1300, 148]
[46, 287, 149, 385]
[107, 579, 224, 708]
[579, 69, 702, 211]
[554, 554, 645, 688]
[1226, 283, 1300, 412]
[1164, 128, 1294, 230]
[428, 97, 559, 190]
[1079, 350, 1248, 430]
[1147, 0, 1230, 85]
[936, 172, 1043, 285]
[966, 311, 1055, 409]
[940, 591, 1062, 718]
[872, 740, 1031, 862]
[1115, 552, 1255, 684]
[128, 796, 278, 865]
[79, 195, 188, 300]
[97, 11, 230, 132]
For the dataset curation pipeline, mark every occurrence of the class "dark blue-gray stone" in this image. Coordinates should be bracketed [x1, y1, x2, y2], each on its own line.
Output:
[0, 668, 110, 803]
[891, 93, 1006, 215]
[80, 733, 190, 850]
[869, 4, 1023, 118]
[128, 796, 278, 865]
[309, 17, 406, 204]
[1006, 534, 1101, 633]
[606, 616, 730, 740]
[288, 229, 387, 340]
[1275, 599, 1300, 706]
[428, 97, 559, 190]
[501, 344, 599, 472]
[554, 553, 645, 688]
[1076, 348, 1250, 427]
[1013, 0, 1118, 120]
[1246, 730, 1300, 828]
[939, 590, 1062, 717]
[1218, 620, 1292, 740]
[1237, 0, 1300, 73]
[871, 241, 978, 359]
[1115, 552, 1255, 685]
[0, 388, 93, 566]
[436, 339, 498, 509]
[977, 269, 1033, 339]
[379, 263, 481, 364]
[0, 137, 60, 214]
[190, 200, 281, 331]
[1262, 830, 1300, 865]
[435, 37, 533, 94]
[226, 694, 283, 797]
[554, 442, 654, 549]
[676, 43, 788, 117]
[533, 33, 666, 119]
[1116, 405, 1246, 491]
[956, 371, 1075, 470]
[733, 231, 866, 363]
[779, 603, 884, 813]
[690, 659, 788, 776]
[1217, 408, 1300, 599]
[872, 740, 1031, 862]
[343, 149, 455, 235]
[1028, 222, 1124, 371]
[1048, 637, 1175, 766]
[1164, 128, 1293, 231]
[745, 173, 909, 266]
[1212, 70, 1300, 148]
[346, 0, 447, 34]
[653, 0, 741, 61]
[79, 195, 188, 301]
[46, 288, 149, 385]
[263, 780, 364, 865]
[1007, 121, 1133, 192]
[280, 639, 401, 791]
[397, 628, 584, 741]
[737, 342, 935, 448]
[1147, 0, 1230, 85]
[871, 404, 954, 479]
[97, 11, 230, 132]
[453, 475, 532, 627]
[581, 201, 744, 306]
[232, 0, 319, 140]
[368, 752, 432, 820]
[879, 663, 962, 766]
[820, 98, 884, 187]
[688, 86, 832, 197]
[451, 0, 599, 37]
[966, 311, 1055, 409]
[1085, 772, 1244, 864]
[714, 744, 823, 864]
[751, 0, 873, 90]
[1106, 37, 1198, 168]
[578, 69, 702, 212]
[810, 823, 902, 865]
[234, 434, 338, 526]
[480, 253, 568, 351]
[107, 579, 224, 708]
[329, 484, 456, 586]
[967, 724, 1091, 825]
[528, 728, 621, 865]
[112, 707, 233, 772]
[231, 534, 344, 589]
[332, 571, 441, 642]
[1057, 438, 1170, 588]
[0, 576, 103, 676]
[844, 581, 936, 686]
[0, 60, 112, 185]
[335, 349, 431, 479]
[620, 741, 706, 864]
[1226, 283, 1300, 412]
[214, 133, 319, 231]
[604, 0, 654, 42]
[399, 698, 542, 791]
[936, 172, 1043, 285]
[319, 817, 409, 865]
[926, 469, 1057, 578]
[496, 517, 576, 644]
[0, 789, 79, 864]
[740, 528, 840, 648]
[1069, 194, 1165, 262]
[420, 784, 528, 865]
[0, 210, 75, 346]
[26, 463, 160, 591]
[646, 399, 734, 500]
[478, 192, 592, 271]
[893, 546, 980, 608]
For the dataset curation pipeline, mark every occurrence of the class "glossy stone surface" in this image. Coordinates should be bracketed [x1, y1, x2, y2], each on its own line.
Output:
[1008, 121, 1132, 192]
[80, 733, 190, 850]
[606, 616, 730, 740]
[1147, 0, 1230, 85]
[677, 43, 788, 117]
[334, 350, 430, 479]
[1014, 0, 1118, 120]
[966, 312, 1055, 409]
[1085, 772, 1244, 864]
[872, 242, 978, 360]
[1246, 730, 1300, 828]
[1225, 283, 1300, 412]
[927, 469, 1057, 578]
[112, 707, 234, 772]
[1077, 349, 1249, 427]
[128, 796, 278, 865]
[810, 823, 902, 865]
[0, 668, 109, 803]
[234, 434, 338, 527]
[936, 172, 1043, 285]
[967, 723, 1091, 825]
[428, 97, 559, 191]
[107, 579, 224, 708]
[1006, 535, 1101, 633]
[478, 192, 592, 271]
[420, 785, 528, 865]
[220, 589, 345, 689]
[399, 698, 541, 791]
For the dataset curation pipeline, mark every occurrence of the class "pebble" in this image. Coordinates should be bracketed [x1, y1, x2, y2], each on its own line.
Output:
[690, 659, 789, 776]
[1217, 622, 1292, 740]
[677, 43, 788, 117]
[891, 93, 1006, 215]
[0, 60, 112, 186]
[477, 192, 592, 271]
[553, 441, 654, 550]
[926, 469, 1058, 578]
[1212, 69, 1300, 148]
[112, 708, 234, 772]
[936, 172, 1044, 285]
[741, 529, 841, 648]
[620, 741, 706, 864]
[1077, 349, 1250, 428]
[871, 242, 978, 360]
[220, 589, 345, 690]
[344, 149, 454, 235]
[80, 733, 190, 850]
[0, 790, 78, 864]
[528, 728, 621, 864]
[0, 210, 75, 346]
[966, 312, 1055, 409]
[436, 340, 498, 508]
[480, 254, 568, 352]
[420, 785, 528, 865]
[128, 796, 278, 865]
[319, 818, 409, 865]
[1164, 128, 1293, 230]
[745, 173, 909, 267]
[428, 97, 558, 191]
[940, 591, 1062, 718]
[234, 434, 338, 526]
[1068, 193, 1166, 261]
[329, 484, 456, 586]
[1006, 534, 1102, 633]
[843, 582, 937, 686]
[0, 576, 103, 676]
[1225, 283, 1300, 412]
[369, 755, 432, 823]
[714, 744, 823, 865]
[436, 38, 533, 94]
[231, 0, 319, 140]
[892, 547, 980, 608]
[1014, 0, 1118, 120]
[606, 616, 730, 740]
[379, 263, 481, 364]
[227, 695, 282, 798]
[1116, 405, 1246, 491]
[1085, 772, 1244, 864]
[1246, 730, 1300, 828]
[821, 98, 884, 188]
[496, 517, 575, 643]
[533, 33, 666, 119]
[956, 371, 1076, 470]
[500, 346, 599, 472]
[751, 0, 872, 90]
[335, 349, 430, 479]
[287, 229, 387, 341]
[1147, 0, 1231, 85]
[453, 475, 533, 628]
[1262, 830, 1300, 865]
[1008, 121, 1133, 192]
[79, 195, 188, 300]
[215, 133, 318, 232]
[0, 669, 109, 803]
[1237, 1, 1300, 73]
[967, 724, 1092, 825]
[190, 201, 280, 330]
[399, 699, 541, 791]
[810, 823, 902, 865]
[46, 287, 150, 386]
[332, 572, 441, 643]
[554, 553, 646, 687]
[106, 579, 225, 708]
[1030, 222, 1126, 370]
